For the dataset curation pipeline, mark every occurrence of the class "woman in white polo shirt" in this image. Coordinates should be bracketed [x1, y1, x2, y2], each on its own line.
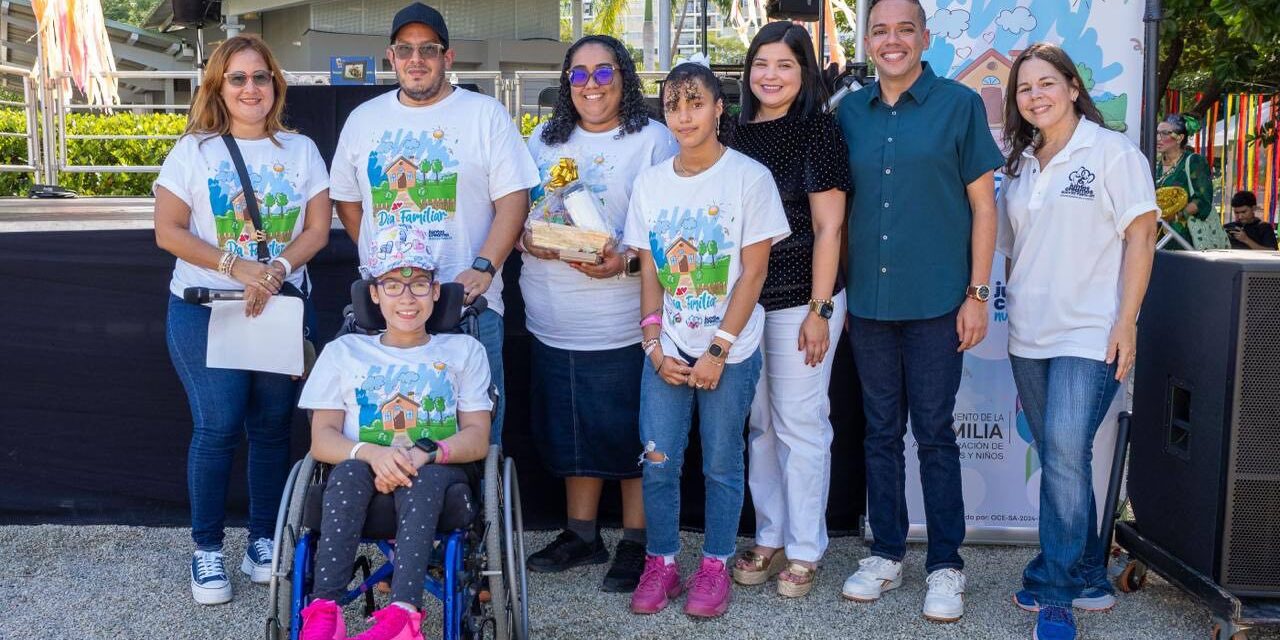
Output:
[996, 43, 1157, 640]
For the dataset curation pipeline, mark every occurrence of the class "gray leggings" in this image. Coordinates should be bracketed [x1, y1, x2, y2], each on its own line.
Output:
[310, 458, 471, 608]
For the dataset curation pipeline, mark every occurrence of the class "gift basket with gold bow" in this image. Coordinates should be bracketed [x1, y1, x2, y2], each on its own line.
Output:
[526, 157, 616, 264]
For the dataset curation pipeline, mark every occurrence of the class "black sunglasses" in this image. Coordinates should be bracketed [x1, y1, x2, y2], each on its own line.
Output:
[566, 65, 616, 87]
[224, 70, 272, 88]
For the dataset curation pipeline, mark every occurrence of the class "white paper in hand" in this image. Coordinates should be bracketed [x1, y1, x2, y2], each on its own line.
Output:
[206, 297, 304, 376]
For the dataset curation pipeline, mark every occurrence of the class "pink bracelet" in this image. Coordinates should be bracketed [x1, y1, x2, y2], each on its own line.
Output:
[639, 313, 662, 328]
[437, 440, 451, 465]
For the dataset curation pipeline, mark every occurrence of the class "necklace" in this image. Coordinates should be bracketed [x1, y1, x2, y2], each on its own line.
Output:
[675, 143, 725, 177]
[1157, 150, 1184, 182]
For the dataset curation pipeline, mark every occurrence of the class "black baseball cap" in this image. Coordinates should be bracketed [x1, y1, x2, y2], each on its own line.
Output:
[390, 3, 449, 49]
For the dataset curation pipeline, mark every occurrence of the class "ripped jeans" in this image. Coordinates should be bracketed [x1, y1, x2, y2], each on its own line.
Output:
[638, 349, 762, 558]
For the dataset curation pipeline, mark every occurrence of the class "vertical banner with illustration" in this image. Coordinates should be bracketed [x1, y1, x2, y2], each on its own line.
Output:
[893, 0, 1146, 544]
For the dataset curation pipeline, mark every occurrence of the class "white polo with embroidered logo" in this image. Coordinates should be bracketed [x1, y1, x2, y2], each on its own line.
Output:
[995, 117, 1158, 361]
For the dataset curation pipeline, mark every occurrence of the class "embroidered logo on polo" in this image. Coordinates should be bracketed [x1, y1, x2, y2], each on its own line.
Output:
[1061, 167, 1096, 200]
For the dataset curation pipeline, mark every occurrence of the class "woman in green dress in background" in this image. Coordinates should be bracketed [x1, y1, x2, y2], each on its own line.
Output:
[1154, 113, 1214, 248]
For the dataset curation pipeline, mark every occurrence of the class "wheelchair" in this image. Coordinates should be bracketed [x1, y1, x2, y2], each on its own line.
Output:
[265, 279, 529, 640]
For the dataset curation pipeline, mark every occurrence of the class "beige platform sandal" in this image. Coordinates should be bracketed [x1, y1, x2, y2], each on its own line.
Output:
[731, 548, 787, 586]
[776, 561, 817, 598]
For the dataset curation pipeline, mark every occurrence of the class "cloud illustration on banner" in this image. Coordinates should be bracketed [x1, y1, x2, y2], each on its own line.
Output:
[995, 6, 1037, 35]
[928, 8, 970, 39]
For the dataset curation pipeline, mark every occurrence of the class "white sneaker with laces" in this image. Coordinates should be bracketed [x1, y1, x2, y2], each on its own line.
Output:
[191, 550, 232, 605]
[241, 537, 274, 584]
[841, 556, 903, 602]
[923, 568, 966, 622]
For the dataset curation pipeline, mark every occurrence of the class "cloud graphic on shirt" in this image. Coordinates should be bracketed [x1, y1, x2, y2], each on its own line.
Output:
[995, 7, 1037, 35]
[928, 8, 970, 40]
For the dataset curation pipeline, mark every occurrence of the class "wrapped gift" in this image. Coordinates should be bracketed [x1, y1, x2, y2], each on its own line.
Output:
[527, 158, 615, 263]
[1156, 186, 1189, 221]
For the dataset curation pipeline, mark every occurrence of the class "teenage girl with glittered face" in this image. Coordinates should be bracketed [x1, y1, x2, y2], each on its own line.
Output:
[621, 63, 790, 619]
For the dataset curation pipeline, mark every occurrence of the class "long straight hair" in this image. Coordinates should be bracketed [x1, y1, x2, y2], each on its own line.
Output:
[185, 35, 292, 144]
[739, 21, 828, 124]
[1002, 43, 1105, 177]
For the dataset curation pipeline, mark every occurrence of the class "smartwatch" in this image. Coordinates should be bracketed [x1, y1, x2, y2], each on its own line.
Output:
[623, 253, 641, 277]
[808, 298, 834, 319]
[413, 436, 439, 464]
[966, 284, 992, 303]
[471, 256, 496, 276]
[707, 343, 726, 360]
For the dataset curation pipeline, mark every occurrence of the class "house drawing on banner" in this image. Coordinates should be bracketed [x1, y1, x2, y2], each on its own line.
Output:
[380, 392, 419, 433]
[386, 155, 419, 192]
[954, 49, 1021, 130]
[665, 238, 699, 274]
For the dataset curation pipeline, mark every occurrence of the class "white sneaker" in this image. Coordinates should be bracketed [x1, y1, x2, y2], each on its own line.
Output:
[841, 556, 903, 602]
[923, 568, 966, 622]
[191, 550, 232, 605]
[240, 537, 274, 584]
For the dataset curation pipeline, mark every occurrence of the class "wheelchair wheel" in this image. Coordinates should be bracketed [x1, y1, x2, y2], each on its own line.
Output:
[484, 445, 528, 640]
[266, 455, 316, 640]
[502, 456, 529, 639]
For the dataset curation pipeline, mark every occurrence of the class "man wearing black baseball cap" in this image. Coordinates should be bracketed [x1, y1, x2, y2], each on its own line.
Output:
[330, 3, 540, 482]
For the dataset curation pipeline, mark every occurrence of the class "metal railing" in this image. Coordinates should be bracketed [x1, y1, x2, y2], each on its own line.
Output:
[17, 67, 749, 187]
[0, 65, 43, 181]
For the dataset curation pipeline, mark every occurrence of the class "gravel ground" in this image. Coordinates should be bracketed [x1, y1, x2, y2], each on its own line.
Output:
[1, 525, 1275, 640]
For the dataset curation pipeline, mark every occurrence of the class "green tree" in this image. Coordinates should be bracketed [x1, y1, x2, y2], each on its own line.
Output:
[419, 158, 431, 181]
[434, 397, 446, 426]
[276, 192, 289, 214]
[1160, 0, 1280, 116]
[431, 158, 444, 182]
[101, 0, 164, 26]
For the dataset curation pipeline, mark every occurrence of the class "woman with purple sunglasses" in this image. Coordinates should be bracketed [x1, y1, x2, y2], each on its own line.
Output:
[520, 34, 677, 593]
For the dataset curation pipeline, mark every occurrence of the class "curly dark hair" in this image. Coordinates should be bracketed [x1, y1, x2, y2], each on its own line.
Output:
[661, 62, 732, 144]
[540, 35, 651, 146]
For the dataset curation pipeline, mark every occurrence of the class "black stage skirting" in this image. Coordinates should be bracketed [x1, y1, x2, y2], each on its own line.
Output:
[0, 228, 866, 533]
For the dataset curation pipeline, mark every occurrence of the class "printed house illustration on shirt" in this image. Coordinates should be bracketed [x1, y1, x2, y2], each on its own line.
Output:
[386, 155, 419, 192]
[665, 238, 699, 274]
[379, 392, 419, 437]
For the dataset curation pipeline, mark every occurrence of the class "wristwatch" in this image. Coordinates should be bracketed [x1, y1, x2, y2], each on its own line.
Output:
[471, 256, 496, 276]
[623, 252, 641, 277]
[413, 436, 439, 464]
[707, 342, 726, 360]
[808, 298, 834, 319]
[966, 284, 992, 303]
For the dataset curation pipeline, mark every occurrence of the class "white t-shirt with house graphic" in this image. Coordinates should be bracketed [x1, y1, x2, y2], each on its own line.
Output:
[623, 148, 790, 364]
[330, 88, 540, 315]
[298, 333, 493, 445]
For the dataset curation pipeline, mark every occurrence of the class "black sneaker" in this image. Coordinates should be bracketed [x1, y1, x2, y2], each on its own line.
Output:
[601, 539, 646, 593]
[526, 529, 608, 573]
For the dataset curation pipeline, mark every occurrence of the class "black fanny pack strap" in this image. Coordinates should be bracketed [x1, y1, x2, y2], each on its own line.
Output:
[221, 134, 271, 262]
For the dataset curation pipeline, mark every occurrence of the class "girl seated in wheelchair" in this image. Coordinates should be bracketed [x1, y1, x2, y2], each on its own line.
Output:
[297, 245, 493, 640]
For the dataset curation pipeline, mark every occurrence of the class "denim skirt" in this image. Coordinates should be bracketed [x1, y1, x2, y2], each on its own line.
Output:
[529, 338, 643, 479]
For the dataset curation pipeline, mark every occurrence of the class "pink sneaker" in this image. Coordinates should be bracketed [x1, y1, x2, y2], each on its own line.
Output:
[684, 557, 732, 618]
[350, 605, 424, 640]
[298, 598, 345, 640]
[630, 555, 682, 614]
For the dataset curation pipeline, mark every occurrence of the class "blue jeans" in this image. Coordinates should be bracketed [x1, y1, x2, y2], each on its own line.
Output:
[1009, 355, 1120, 607]
[850, 309, 966, 572]
[639, 349, 762, 558]
[167, 295, 299, 550]
[474, 308, 505, 445]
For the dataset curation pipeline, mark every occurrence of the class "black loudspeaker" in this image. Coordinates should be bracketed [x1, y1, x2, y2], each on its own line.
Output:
[1130, 250, 1280, 597]
[171, 0, 208, 26]
[766, 0, 822, 21]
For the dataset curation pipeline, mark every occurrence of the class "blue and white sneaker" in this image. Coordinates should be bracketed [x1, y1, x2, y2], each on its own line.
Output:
[1034, 605, 1077, 640]
[241, 537, 274, 584]
[1014, 588, 1116, 613]
[191, 550, 232, 605]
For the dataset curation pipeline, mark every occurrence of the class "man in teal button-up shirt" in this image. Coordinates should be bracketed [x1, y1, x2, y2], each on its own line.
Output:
[834, 0, 1002, 623]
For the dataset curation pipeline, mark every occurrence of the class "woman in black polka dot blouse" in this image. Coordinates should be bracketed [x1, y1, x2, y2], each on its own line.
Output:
[726, 21, 851, 599]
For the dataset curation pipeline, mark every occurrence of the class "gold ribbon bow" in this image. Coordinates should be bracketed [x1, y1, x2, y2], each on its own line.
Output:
[547, 157, 579, 191]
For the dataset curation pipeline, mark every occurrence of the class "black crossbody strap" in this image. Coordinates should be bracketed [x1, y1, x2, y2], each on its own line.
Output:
[221, 134, 270, 262]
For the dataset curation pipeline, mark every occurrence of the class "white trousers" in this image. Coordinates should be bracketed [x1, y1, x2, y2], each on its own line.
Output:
[747, 290, 846, 562]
